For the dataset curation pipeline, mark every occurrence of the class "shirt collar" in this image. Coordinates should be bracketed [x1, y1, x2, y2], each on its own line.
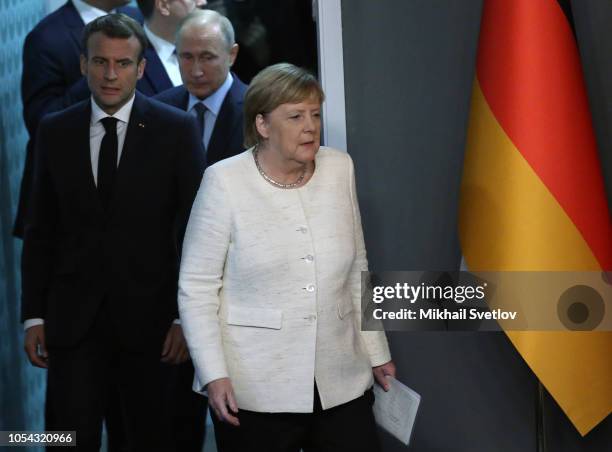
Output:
[72, 0, 114, 25]
[187, 73, 233, 116]
[90, 94, 136, 126]
[144, 24, 176, 62]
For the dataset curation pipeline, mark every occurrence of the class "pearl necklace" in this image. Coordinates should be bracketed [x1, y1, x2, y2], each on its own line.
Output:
[253, 146, 306, 189]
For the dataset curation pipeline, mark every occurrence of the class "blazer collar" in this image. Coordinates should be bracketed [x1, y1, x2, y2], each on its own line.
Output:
[178, 86, 191, 111]
[63, 1, 85, 28]
[64, 1, 86, 51]
[107, 92, 150, 215]
[122, 91, 150, 153]
[143, 44, 174, 94]
[67, 100, 105, 216]
[207, 76, 242, 160]
[79, 93, 150, 217]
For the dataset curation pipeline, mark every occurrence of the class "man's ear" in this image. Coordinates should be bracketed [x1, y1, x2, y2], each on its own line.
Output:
[80, 54, 87, 76]
[137, 58, 146, 80]
[229, 43, 239, 67]
[157, 0, 171, 16]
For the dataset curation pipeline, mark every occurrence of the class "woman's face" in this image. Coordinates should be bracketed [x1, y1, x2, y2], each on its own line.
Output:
[257, 96, 321, 165]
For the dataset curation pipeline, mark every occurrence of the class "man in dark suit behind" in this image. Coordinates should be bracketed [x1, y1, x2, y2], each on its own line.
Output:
[135, 0, 206, 96]
[22, 14, 204, 451]
[152, 10, 245, 451]
[14, 0, 142, 239]
[155, 9, 247, 167]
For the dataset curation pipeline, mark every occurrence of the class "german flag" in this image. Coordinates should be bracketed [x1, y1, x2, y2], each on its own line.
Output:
[459, 0, 612, 436]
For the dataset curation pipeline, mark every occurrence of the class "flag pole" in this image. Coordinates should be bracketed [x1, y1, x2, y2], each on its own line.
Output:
[536, 382, 547, 452]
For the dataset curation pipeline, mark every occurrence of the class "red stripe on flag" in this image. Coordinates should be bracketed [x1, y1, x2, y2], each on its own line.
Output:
[476, 0, 612, 269]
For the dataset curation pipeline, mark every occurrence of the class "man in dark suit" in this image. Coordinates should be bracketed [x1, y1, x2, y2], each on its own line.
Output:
[152, 10, 246, 451]
[22, 14, 204, 451]
[136, 0, 206, 96]
[155, 9, 247, 167]
[15, 0, 142, 238]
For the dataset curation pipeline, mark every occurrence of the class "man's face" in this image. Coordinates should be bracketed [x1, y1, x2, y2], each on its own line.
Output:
[177, 23, 238, 100]
[163, 0, 207, 22]
[80, 32, 145, 115]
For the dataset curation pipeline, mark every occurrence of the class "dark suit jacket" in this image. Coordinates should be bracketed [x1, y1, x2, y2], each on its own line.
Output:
[21, 93, 205, 350]
[153, 76, 248, 167]
[137, 42, 174, 96]
[14, 1, 143, 237]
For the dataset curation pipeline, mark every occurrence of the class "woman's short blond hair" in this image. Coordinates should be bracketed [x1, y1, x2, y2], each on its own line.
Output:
[244, 63, 325, 148]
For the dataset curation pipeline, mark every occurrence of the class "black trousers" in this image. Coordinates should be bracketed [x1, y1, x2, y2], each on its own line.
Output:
[45, 304, 173, 452]
[160, 361, 208, 452]
[212, 386, 381, 452]
[105, 361, 208, 452]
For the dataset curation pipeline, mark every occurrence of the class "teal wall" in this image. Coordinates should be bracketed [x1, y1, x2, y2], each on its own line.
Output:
[0, 1, 46, 451]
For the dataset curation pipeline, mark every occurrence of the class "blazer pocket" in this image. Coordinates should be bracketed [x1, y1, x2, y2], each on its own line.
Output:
[227, 306, 283, 330]
[337, 298, 355, 319]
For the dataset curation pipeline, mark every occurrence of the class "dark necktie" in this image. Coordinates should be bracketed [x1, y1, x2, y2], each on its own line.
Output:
[98, 117, 118, 210]
[193, 102, 207, 152]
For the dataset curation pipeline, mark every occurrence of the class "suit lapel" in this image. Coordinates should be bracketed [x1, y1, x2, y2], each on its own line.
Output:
[71, 101, 105, 216]
[179, 88, 190, 111]
[207, 81, 238, 164]
[143, 45, 173, 94]
[109, 93, 149, 215]
[63, 1, 85, 51]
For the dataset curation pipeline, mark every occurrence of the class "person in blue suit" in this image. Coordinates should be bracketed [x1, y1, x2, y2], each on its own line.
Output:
[154, 9, 247, 168]
[14, 0, 142, 238]
[22, 14, 204, 451]
[135, 0, 206, 96]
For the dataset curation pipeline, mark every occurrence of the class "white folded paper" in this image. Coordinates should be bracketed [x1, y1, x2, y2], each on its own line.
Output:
[373, 376, 421, 446]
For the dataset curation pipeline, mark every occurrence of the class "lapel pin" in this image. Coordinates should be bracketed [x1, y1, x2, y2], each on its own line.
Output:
[138, 123, 145, 128]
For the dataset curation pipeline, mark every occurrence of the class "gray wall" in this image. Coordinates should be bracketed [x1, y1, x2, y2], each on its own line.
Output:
[573, 0, 612, 212]
[341, 1, 611, 451]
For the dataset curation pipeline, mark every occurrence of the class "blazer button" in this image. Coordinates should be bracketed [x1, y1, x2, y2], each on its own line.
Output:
[297, 226, 308, 234]
[305, 284, 315, 292]
[304, 254, 314, 262]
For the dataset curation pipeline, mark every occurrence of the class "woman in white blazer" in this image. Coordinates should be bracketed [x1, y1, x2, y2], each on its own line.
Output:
[178, 63, 395, 451]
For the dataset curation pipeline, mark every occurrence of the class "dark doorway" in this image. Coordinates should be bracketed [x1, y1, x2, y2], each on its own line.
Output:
[206, 0, 318, 83]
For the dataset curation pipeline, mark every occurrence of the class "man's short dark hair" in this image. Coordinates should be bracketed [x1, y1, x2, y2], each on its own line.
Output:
[82, 13, 148, 62]
[136, 0, 154, 20]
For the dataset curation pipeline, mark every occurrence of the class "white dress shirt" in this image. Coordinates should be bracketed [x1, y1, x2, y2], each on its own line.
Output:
[89, 95, 134, 184]
[144, 24, 182, 87]
[72, 0, 115, 24]
[187, 73, 233, 150]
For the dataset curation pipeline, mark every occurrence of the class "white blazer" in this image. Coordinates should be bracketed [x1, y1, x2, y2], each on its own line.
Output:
[178, 147, 391, 413]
